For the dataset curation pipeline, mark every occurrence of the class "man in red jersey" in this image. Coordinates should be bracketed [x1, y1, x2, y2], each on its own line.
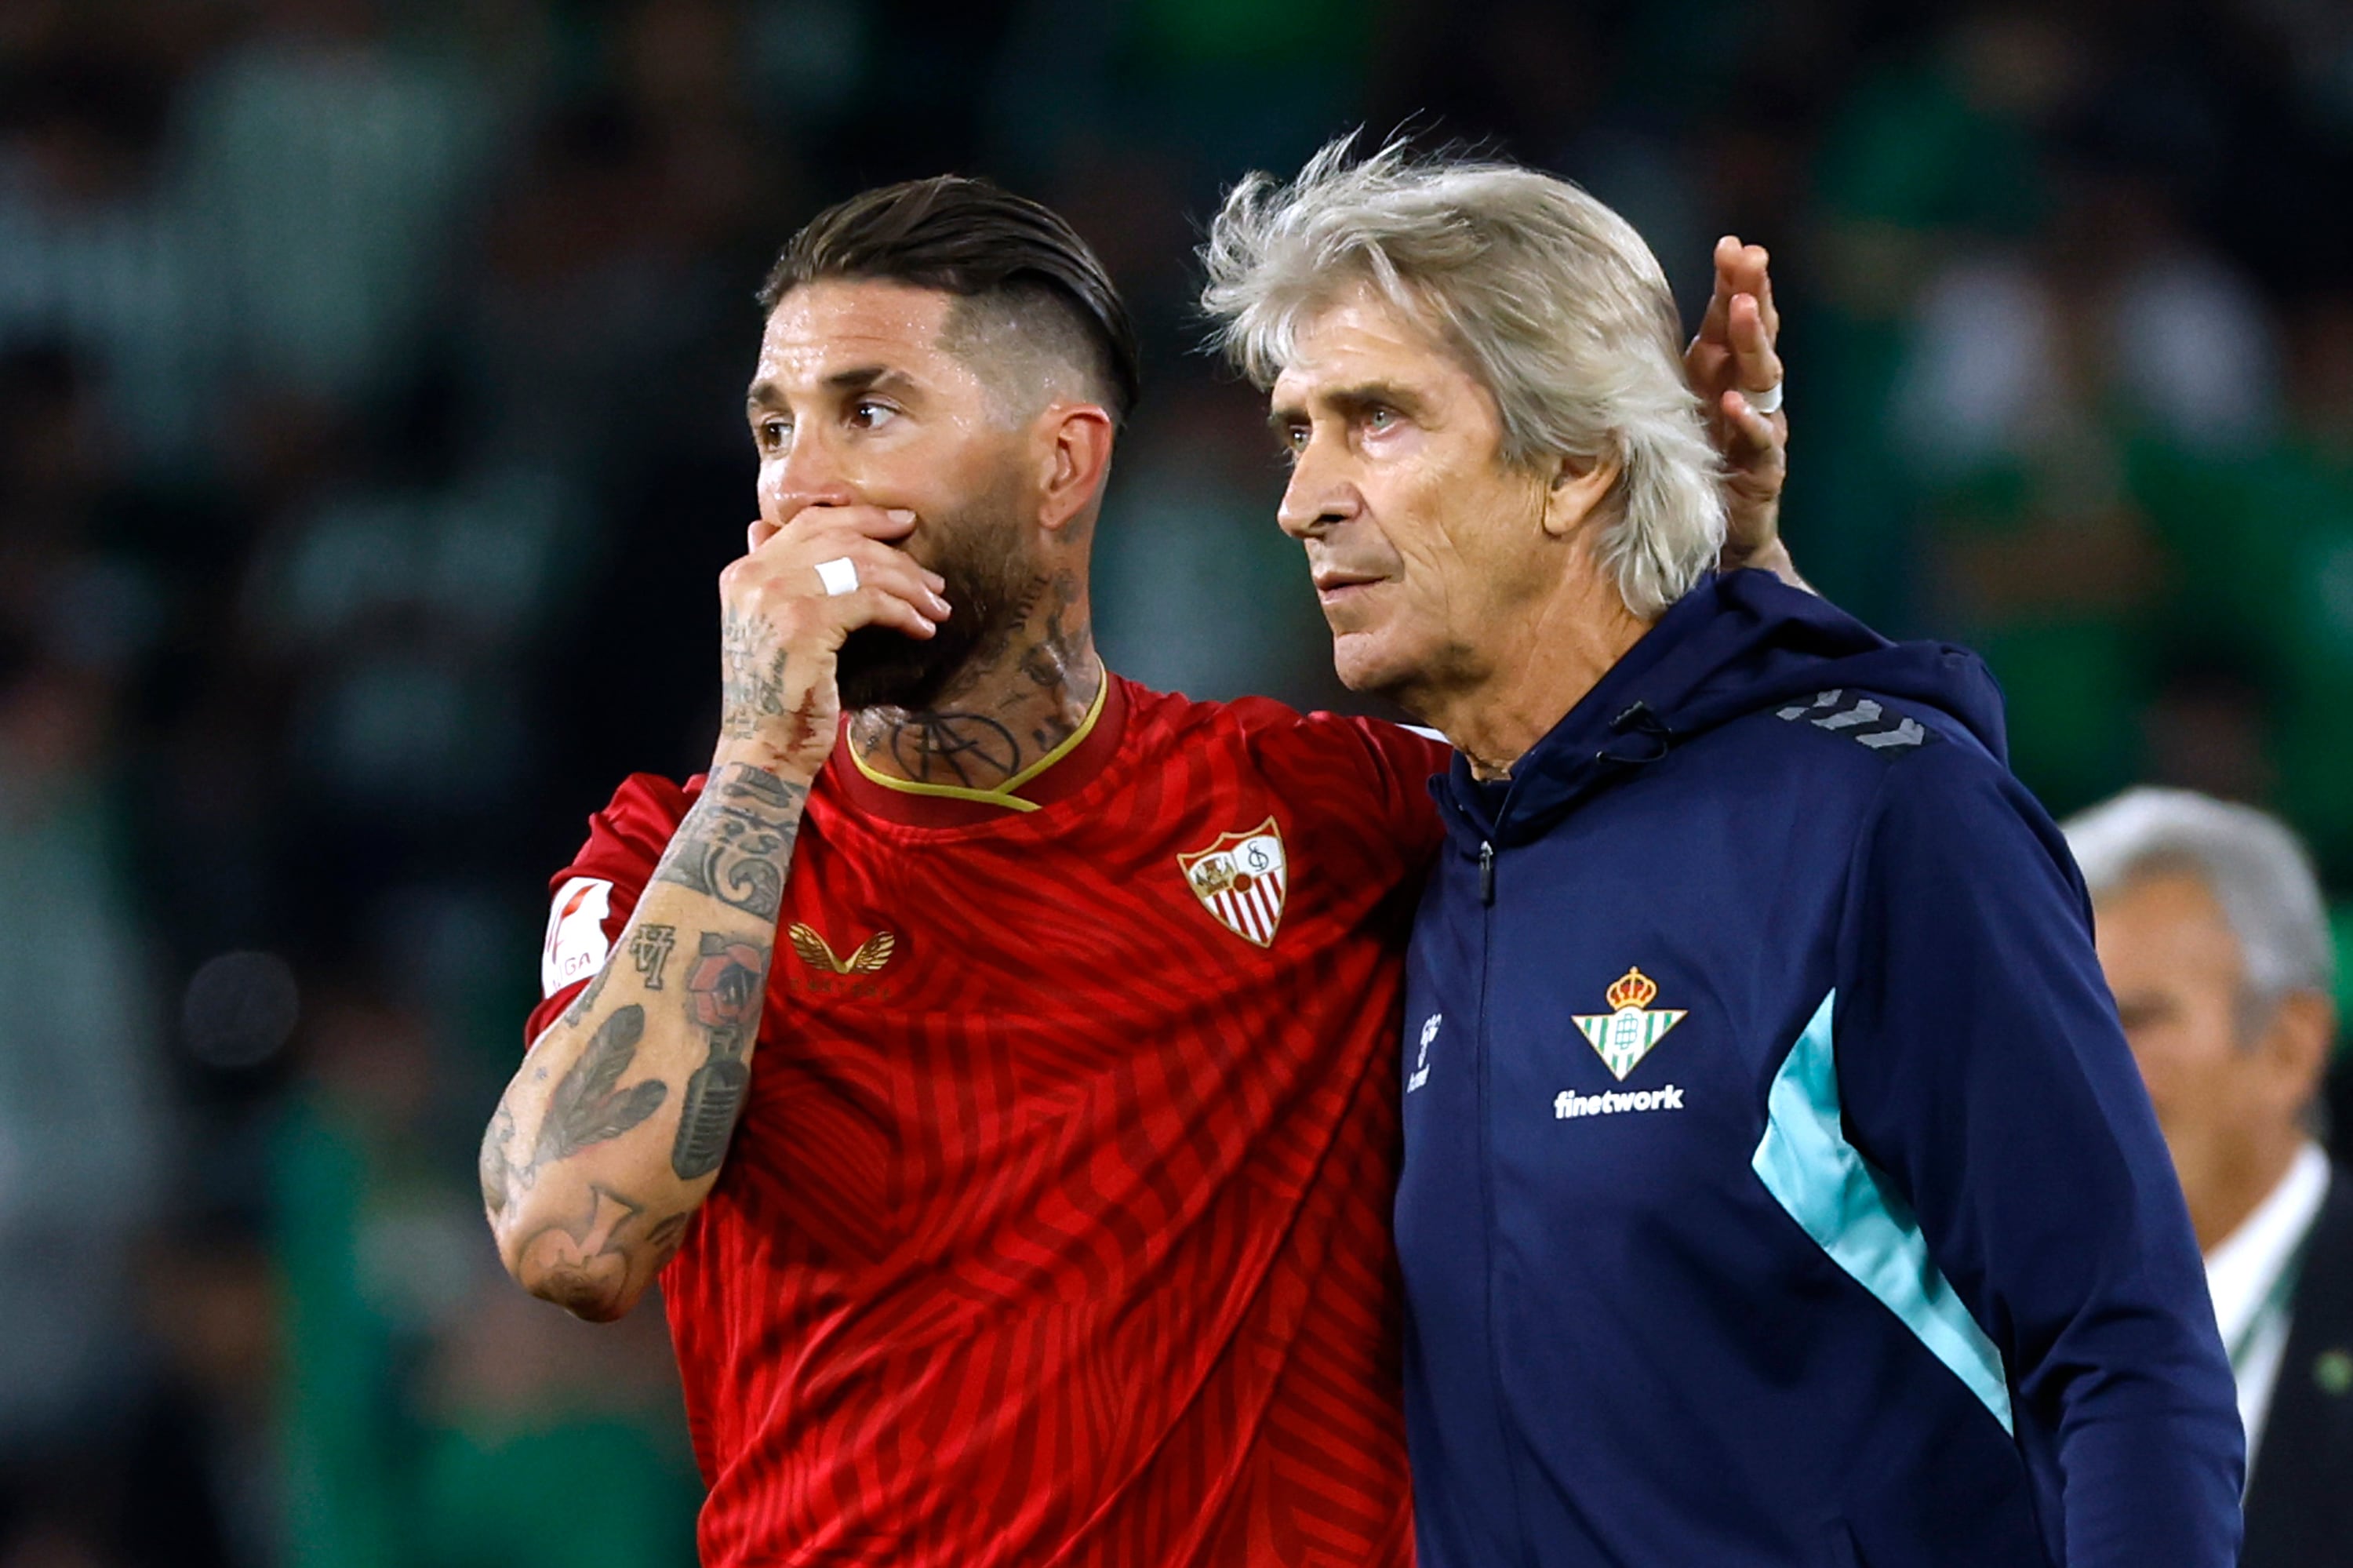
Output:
[481, 176, 1787, 1567]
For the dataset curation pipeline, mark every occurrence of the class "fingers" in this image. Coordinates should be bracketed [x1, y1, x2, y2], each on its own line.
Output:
[1697, 236, 1777, 345]
[853, 535, 948, 603]
[858, 588, 945, 640]
[736, 504, 945, 635]
[1747, 247, 1779, 338]
[764, 502, 920, 548]
[723, 520, 950, 648]
[1689, 237, 1782, 425]
[1728, 293, 1784, 398]
[832, 539, 951, 638]
[1719, 237, 1772, 324]
[1698, 235, 1741, 343]
[1698, 235, 1758, 340]
[1718, 388, 1783, 459]
[801, 535, 949, 635]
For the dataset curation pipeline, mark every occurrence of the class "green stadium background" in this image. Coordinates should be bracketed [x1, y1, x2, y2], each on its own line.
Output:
[1, 0, 2348, 1562]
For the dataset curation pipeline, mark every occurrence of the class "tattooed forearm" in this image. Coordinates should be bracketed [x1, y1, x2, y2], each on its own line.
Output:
[560, 957, 613, 1027]
[493, 759, 798, 1315]
[719, 609, 790, 739]
[489, 1006, 686, 1317]
[480, 1105, 519, 1217]
[535, 1005, 669, 1166]
[649, 763, 808, 921]
[644, 1211, 692, 1271]
[482, 1006, 665, 1227]
[671, 932, 767, 1179]
[628, 923, 676, 989]
[511, 1181, 668, 1322]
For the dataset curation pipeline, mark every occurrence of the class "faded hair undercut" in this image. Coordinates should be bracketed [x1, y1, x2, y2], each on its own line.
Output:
[762, 176, 1142, 426]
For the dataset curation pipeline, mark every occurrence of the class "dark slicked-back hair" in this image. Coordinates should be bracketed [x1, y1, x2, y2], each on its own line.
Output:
[759, 176, 1141, 425]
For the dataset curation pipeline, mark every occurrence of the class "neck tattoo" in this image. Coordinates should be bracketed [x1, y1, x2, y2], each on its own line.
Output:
[848, 569, 1100, 794]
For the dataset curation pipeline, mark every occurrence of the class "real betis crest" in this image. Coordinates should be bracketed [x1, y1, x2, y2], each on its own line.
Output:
[1572, 967, 1687, 1081]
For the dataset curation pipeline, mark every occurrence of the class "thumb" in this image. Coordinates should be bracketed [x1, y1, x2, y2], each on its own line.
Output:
[745, 518, 780, 554]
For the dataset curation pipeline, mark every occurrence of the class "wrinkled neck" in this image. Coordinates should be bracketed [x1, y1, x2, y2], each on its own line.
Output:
[1424, 566, 1650, 780]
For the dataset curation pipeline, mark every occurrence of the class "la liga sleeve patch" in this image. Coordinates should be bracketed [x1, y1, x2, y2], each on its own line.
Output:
[540, 875, 616, 997]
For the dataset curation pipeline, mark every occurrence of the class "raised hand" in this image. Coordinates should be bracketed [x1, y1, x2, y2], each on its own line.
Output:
[716, 504, 951, 781]
[1686, 236, 1796, 584]
[483, 503, 948, 1322]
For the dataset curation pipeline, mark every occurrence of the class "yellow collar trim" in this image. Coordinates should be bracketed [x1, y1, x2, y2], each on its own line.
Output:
[846, 667, 1110, 814]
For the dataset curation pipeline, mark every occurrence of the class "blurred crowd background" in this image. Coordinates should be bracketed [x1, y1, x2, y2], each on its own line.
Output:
[2, 0, 2351, 1562]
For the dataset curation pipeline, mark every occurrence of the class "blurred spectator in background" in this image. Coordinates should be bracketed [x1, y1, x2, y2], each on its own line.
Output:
[2068, 787, 2351, 1566]
[2140, 288, 2353, 888]
[0, 630, 168, 1563]
[270, 984, 696, 1567]
[0, 8, 220, 466]
[1092, 366, 1344, 707]
[175, 0, 491, 408]
[0, 329, 170, 1563]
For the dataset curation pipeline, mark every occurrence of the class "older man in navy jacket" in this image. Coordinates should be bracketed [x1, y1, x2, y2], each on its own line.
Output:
[1203, 140, 2242, 1567]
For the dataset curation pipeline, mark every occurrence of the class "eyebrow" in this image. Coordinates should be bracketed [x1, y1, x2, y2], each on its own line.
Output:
[745, 366, 922, 409]
[1267, 380, 1431, 428]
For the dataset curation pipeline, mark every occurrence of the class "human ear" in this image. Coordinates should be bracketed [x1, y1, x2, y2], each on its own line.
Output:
[1038, 404, 1117, 533]
[1539, 453, 1620, 540]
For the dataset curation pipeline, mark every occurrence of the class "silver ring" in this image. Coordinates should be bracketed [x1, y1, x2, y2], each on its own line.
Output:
[1746, 381, 1784, 417]
[815, 557, 859, 597]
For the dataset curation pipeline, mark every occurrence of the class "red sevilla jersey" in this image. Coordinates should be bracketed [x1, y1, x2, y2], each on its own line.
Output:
[528, 677, 1448, 1567]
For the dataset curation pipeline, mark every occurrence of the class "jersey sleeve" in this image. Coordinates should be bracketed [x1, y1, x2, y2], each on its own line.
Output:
[1831, 751, 2243, 1566]
[523, 773, 698, 1047]
[1351, 716, 1452, 867]
[1289, 712, 1452, 868]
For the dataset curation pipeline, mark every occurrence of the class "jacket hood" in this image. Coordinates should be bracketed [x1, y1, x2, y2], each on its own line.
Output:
[1440, 569, 2007, 846]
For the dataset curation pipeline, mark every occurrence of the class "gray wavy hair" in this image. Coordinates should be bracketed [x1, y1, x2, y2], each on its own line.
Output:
[2064, 787, 2337, 1019]
[1199, 136, 1726, 620]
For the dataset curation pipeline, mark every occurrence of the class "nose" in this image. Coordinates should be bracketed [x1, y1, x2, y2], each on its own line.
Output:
[761, 426, 860, 524]
[1275, 435, 1361, 540]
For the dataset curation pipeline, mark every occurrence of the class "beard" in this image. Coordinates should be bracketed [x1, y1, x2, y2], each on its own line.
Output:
[835, 489, 1035, 713]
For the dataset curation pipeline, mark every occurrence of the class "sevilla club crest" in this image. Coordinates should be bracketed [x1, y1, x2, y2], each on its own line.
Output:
[1179, 817, 1289, 948]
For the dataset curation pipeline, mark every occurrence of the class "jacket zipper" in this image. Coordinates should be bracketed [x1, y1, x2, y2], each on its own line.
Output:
[1471, 837, 1532, 1564]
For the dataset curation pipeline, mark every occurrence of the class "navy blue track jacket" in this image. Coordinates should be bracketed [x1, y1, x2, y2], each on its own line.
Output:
[1396, 570, 2242, 1568]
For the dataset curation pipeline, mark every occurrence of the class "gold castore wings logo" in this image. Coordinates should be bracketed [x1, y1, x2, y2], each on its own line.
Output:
[788, 923, 896, 975]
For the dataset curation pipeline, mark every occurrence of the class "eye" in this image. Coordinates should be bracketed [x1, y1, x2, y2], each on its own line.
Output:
[754, 416, 790, 454]
[849, 399, 896, 430]
[1364, 406, 1396, 433]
